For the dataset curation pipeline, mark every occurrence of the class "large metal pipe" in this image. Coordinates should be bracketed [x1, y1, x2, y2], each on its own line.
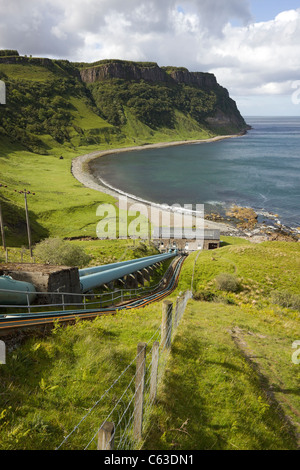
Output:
[79, 253, 164, 277]
[0, 275, 36, 305]
[80, 252, 176, 293]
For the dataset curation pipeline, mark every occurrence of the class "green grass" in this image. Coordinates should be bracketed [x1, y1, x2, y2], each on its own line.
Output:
[0, 239, 299, 450]
[0, 63, 56, 81]
[0, 136, 118, 244]
[177, 239, 300, 300]
[0, 302, 164, 450]
[142, 300, 300, 450]
[68, 96, 114, 131]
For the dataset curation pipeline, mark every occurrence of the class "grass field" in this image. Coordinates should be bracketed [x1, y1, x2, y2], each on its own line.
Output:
[143, 299, 299, 450]
[0, 238, 299, 450]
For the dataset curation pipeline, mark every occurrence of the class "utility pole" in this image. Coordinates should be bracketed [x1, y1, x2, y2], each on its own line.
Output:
[0, 184, 36, 259]
[24, 192, 32, 257]
[0, 183, 7, 252]
[0, 202, 6, 252]
[20, 190, 35, 258]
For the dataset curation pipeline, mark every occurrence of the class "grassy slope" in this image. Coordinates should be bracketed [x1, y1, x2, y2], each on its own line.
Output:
[143, 238, 300, 449]
[143, 299, 299, 450]
[0, 238, 299, 450]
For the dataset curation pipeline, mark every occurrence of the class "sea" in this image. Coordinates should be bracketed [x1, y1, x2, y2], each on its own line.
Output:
[90, 117, 300, 233]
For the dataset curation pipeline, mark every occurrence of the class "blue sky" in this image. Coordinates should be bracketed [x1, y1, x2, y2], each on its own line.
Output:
[249, 0, 300, 21]
[0, 0, 299, 116]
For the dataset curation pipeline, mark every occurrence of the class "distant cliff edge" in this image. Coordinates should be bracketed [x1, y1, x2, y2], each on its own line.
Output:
[0, 52, 249, 153]
[78, 60, 249, 133]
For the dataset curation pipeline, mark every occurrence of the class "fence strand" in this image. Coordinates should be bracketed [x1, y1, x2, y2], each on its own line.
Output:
[55, 290, 192, 450]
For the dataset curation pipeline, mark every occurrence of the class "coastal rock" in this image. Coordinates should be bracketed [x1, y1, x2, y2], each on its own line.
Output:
[166, 68, 218, 89]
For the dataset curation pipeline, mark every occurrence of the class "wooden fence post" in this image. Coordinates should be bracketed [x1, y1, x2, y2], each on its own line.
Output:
[174, 296, 181, 330]
[161, 300, 173, 350]
[150, 341, 159, 403]
[133, 342, 147, 441]
[97, 421, 115, 450]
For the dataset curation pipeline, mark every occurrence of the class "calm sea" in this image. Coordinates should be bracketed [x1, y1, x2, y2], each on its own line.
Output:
[90, 117, 300, 230]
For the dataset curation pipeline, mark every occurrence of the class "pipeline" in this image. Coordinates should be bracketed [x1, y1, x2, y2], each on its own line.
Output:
[0, 276, 36, 305]
[80, 251, 177, 293]
[0, 255, 185, 330]
[79, 253, 166, 277]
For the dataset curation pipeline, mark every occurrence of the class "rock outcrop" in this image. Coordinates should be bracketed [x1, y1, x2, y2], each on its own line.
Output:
[80, 61, 168, 84]
[79, 60, 219, 90]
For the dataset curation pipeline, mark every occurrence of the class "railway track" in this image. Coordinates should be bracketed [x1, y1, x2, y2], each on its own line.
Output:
[0, 255, 185, 333]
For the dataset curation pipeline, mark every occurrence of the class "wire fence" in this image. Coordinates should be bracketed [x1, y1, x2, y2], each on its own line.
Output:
[55, 290, 192, 451]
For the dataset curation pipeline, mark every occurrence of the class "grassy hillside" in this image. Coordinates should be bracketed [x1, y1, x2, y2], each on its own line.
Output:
[0, 238, 299, 450]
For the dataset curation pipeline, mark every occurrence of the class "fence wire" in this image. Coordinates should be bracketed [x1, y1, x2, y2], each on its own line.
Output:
[55, 290, 192, 451]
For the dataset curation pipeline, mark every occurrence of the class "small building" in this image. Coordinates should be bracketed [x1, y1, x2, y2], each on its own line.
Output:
[152, 228, 220, 253]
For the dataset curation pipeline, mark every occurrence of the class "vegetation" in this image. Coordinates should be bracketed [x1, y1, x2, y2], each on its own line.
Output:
[0, 50, 19, 57]
[143, 299, 299, 450]
[0, 238, 299, 450]
[34, 238, 91, 267]
[88, 78, 218, 129]
[0, 56, 299, 450]
[0, 56, 248, 244]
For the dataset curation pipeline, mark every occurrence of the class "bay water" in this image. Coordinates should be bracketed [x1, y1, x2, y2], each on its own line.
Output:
[90, 117, 300, 231]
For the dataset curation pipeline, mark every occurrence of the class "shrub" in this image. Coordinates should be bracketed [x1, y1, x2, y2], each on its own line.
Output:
[270, 291, 300, 311]
[193, 289, 216, 302]
[215, 273, 240, 293]
[34, 238, 90, 267]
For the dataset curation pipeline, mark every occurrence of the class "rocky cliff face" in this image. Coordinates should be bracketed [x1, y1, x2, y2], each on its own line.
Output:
[167, 69, 218, 89]
[80, 61, 168, 84]
[79, 60, 219, 90]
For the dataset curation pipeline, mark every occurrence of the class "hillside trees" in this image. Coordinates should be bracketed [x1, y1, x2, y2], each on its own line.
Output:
[0, 73, 95, 152]
[89, 78, 219, 130]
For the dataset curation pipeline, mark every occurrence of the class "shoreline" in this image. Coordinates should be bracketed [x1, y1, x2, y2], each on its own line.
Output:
[71, 134, 298, 243]
[71, 135, 245, 235]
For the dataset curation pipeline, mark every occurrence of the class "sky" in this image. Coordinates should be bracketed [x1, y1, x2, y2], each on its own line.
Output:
[0, 0, 300, 116]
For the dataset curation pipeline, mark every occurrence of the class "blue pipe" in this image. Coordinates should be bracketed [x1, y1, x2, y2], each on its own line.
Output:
[79, 253, 164, 277]
[0, 275, 36, 305]
[80, 252, 176, 293]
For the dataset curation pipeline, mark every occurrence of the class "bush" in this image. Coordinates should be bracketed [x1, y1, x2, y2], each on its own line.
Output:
[193, 289, 216, 302]
[34, 238, 91, 267]
[270, 291, 300, 311]
[215, 273, 240, 293]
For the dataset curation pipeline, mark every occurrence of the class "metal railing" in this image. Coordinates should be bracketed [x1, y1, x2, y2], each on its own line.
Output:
[0, 259, 179, 317]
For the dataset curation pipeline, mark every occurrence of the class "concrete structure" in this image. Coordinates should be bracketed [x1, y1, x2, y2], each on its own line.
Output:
[0, 264, 81, 304]
[152, 228, 220, 253]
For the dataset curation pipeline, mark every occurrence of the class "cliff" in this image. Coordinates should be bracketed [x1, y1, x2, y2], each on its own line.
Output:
[79, 60, 219, 89]
[0, 55, 249, 154]
[79, 60, 248, 134]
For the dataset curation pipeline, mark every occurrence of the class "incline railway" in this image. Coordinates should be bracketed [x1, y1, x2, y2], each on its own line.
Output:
[0, 254, 185, 333]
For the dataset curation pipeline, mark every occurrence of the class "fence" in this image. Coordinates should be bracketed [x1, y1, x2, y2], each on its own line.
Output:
[55, 290, 192, 450]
